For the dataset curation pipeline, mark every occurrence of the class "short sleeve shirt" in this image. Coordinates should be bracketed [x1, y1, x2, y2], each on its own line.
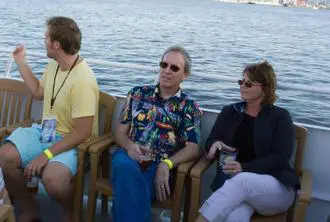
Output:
[120, 85, 202, 161]
[40, 59, 99, 137]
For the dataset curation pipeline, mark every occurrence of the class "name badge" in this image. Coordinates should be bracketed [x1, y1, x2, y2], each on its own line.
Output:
[40, 116, 57, 143]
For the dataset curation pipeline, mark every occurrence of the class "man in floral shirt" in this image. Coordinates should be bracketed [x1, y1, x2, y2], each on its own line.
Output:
[112, 46, 202, 222]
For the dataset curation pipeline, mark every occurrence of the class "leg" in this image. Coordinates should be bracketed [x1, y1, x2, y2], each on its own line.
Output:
[0, 143, 39, 222]
[199, 173, 251, 222]
[245, 175, 295, 216]
[111, 149, 155, 222]
[0, 126, 44, 222]
[41, 162, 75, 222]
[199, 172, 295, 222]
[224, 203, 254, 222]
[195, 215, 209, 222]
[42, 148, 77, 222]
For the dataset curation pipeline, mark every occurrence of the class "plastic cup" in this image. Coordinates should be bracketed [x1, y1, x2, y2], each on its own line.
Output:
[219, 149, 238, 170]
[26, 176, 39, 194]
[137, 141, 153, 172]
[139, 155, 153, 172]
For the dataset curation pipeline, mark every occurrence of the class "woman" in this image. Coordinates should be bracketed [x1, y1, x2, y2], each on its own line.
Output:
[196, 61, 299, 222]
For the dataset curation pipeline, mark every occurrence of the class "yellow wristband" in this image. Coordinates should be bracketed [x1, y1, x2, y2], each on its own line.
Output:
[162, 159, 174, 170]
[43, 149, 54, 160]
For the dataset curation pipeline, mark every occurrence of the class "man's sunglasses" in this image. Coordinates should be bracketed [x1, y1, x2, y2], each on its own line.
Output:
[238, 79, 262, 88]
[159, 61, 180, 72]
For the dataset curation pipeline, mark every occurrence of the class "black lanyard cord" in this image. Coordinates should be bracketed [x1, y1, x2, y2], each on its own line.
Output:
[50, 55, 80, 109]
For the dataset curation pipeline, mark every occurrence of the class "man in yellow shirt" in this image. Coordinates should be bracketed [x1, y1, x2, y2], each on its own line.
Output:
[0, 16, 98, 222]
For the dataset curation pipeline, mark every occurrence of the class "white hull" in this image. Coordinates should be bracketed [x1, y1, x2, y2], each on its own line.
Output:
[27, 93, 330, 222]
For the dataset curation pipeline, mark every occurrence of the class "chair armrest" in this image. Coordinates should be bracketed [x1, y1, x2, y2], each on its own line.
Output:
[89, 135, 116, 155]
[78, 132, 113, 152]
[190, 155, 215, 179]
[177, 159, 199, 175]
[298, 169, 312, 203]
[0, 204, 14, 222]
[0, 127, 6, 140]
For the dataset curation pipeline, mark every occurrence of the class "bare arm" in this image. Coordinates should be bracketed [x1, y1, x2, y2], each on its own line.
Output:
[24, 116, 94, 179]
[48, 116, 94, 155]
[12, 45, 44, 100]
[115, 122, 144, 162]
[155, 142, 199, 201]
[115, 122, 136, 152]
[167, 142, 199, 168]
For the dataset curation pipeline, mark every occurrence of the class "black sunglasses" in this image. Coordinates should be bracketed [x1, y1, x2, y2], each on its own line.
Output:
[238, 79, 262, 88]
[159, 61, 180, 72]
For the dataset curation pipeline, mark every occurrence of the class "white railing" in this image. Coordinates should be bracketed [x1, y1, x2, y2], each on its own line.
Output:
[1, 47, 330, 94]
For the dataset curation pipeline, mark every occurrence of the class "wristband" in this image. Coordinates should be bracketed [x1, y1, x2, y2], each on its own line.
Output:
[43, 149, 54, 160]
[162, 159, 174, 170]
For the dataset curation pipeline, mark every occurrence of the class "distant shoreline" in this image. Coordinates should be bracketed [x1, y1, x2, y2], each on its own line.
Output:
[214, 0, 330, 9]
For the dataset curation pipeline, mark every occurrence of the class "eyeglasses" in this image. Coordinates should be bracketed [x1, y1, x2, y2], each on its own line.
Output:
[159, 61, 180, 72]
[238, 79, 262, 88]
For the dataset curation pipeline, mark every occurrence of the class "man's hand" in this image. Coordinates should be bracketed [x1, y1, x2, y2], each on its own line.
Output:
[24, 153, 49, 180]
[127, 143, 144, 162]
[12, 44, 26, 66]
[223, 161, 242, 175]
[154, 162, 170, 201]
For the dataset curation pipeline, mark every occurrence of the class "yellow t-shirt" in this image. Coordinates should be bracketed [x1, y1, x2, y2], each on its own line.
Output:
[40, 59, 99, 138]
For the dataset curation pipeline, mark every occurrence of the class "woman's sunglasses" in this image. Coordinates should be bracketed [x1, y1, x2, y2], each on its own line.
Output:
[238, 79, 262, 88]
[159, 61, 180, 72]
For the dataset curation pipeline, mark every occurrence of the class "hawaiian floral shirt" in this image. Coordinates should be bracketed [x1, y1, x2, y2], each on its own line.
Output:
[120, 85, 202, 162]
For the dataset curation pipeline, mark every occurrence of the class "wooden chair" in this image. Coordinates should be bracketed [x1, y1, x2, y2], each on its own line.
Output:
[0, 78, 33, 141]
[85, 136, 197, 222]
[73, 92, 116, 222]
[0, 85, 116, 222]
[188, 124, 312, 222]
[0, 204, 15, 222]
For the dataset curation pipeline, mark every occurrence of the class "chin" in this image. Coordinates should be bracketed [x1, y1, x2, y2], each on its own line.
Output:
[159, 81, 171, 88]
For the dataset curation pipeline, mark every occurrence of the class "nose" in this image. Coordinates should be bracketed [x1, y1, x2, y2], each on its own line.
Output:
[163, 65, 172, 73]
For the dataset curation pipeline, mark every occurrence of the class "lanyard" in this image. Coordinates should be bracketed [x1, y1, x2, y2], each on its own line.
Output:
[50, 55, 79, 109]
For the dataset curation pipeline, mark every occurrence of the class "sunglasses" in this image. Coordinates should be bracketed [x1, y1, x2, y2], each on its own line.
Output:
[238, 79, 262, 88]
[159, 61, 180, 72]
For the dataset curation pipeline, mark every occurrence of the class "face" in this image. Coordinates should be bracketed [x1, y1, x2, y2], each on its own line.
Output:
[159, 51, 188, 90]
[44, 27, 59, 59]
[239, 72, 264, 104]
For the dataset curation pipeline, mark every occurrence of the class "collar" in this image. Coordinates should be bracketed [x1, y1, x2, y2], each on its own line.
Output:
[233, 101, 271, 114]
[154, 84, 182, 99]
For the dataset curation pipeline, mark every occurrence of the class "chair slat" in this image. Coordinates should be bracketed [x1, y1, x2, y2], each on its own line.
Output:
[15, 94, 23, 123]
[0, 91, 3, 126]
[1, 92, 11, 127]
[9, 92, 17, 125]
[0, 78, 33, 127]
[24, 93, 33, 121]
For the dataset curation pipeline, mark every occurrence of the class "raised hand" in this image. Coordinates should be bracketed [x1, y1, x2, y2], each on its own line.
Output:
[12, 44, 26, 65]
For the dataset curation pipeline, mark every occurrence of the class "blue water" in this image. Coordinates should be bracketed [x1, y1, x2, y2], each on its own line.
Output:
[0, 0, 329, 127]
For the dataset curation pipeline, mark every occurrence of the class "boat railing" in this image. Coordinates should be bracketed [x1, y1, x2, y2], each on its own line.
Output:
[1, 47, 330, 95]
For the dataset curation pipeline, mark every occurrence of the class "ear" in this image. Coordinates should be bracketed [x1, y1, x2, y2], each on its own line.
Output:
[53, 41, 61, 50]
[183, 72, 189, 80]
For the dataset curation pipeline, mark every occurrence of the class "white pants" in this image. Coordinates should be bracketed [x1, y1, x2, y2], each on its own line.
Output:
[199, 172, 295, 222]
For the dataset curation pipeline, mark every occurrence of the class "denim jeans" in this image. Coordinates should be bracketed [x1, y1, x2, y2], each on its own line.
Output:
[111, 149, 158, 222]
